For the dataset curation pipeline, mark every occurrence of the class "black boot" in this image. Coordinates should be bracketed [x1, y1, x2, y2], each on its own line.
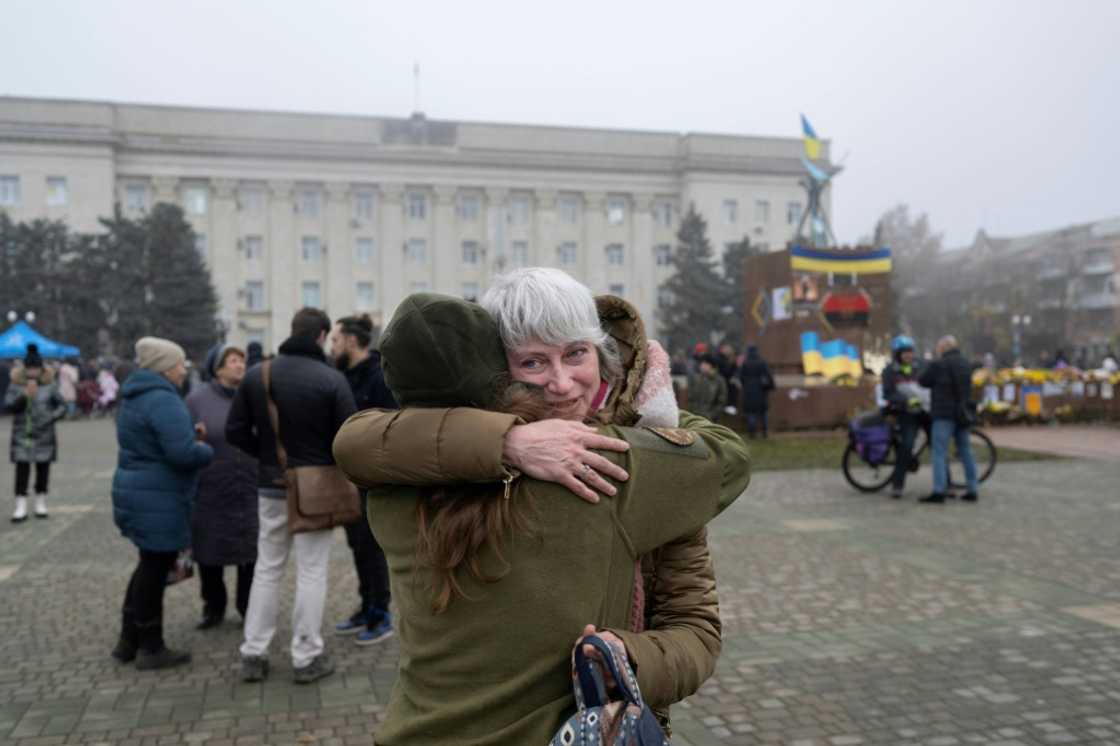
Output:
[919, 493, 946, 504]
[135, 620, 191, 670]
[196, 604, 225, 630]
[112, 606, 139, 663]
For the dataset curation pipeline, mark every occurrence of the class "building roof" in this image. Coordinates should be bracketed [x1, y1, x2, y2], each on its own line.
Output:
[0, 95, 830, 178]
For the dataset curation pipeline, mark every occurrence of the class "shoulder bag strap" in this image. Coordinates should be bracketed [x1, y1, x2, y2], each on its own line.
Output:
[261, 360, 289, 471]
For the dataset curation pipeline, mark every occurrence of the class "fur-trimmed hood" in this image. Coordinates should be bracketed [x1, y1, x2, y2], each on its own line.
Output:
[595, 294, 649, 426]
[10, 365, 55, 386]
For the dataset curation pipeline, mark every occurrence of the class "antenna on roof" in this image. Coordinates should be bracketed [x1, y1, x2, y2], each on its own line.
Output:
[412, 61, 422, 115]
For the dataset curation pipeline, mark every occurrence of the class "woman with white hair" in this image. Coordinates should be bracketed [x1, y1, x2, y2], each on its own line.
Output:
[337, 267, 744, 731]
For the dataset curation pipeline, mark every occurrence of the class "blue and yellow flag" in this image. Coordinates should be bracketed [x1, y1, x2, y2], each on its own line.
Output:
[801, 114, 821, 160]
[790, 245, 892, 275]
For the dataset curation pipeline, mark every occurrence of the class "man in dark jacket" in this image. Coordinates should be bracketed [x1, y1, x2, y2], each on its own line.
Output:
[737, 346, 775, 438]
[918, 335, 979, 504]
[881, 335, 928, 499]
[328, 314, 398, 646]
[226, 308, 357, 684]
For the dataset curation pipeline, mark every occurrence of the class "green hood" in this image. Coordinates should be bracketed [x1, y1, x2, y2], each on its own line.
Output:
[380, 293, 508, 408]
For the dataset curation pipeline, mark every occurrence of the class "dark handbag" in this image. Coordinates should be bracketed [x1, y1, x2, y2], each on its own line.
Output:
[948, 363, 976, 427]
[262, 360, 360, 534]
[549, 634, 670, 746]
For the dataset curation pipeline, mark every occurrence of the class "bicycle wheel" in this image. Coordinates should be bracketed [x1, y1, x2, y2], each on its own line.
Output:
[948, 428, 997, 488]
[842, 441, 898, 493]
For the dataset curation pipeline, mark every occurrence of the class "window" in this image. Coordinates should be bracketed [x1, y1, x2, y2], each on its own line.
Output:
[246, 281, 265, 311]
[605, 243, 625, 266]
[457, 194, 481, 221]
[297, 188, 321, 217]
[558, 241, 578, 266]
[609, 283, 625, 297]
[126, 183, 148, 212]
[46, 177, 68, 206]
[0, 176, 20, 206]
[301, 236, 322, 263]
[244, 235, 264, 261]
[510, 240, 529, 268]
[355, 282, 375, 310]
[755, 199, 770, 223]
[787, 201, 803, 226]
[653, 202, 674, 228]
[410, 280, 430, 293]
[354, 238, 374, 265]
[654, 243, 672, 267]
[301, 281, 322, 308]
[462, 282, 480, 301]
[461, 240, 480, 265]
[508, 194, 531, 225]
[607, 197, 626, 225]
[353, 190, 375, 221]
[406, 238, 427, 263]
[184, 186, 208, 216]
[721, 199, 738, 225]
[240, 187, 265, 216]
[194, 234, 208, 260]
[407, 192, 427, 220]
[558, 196, 580, 224]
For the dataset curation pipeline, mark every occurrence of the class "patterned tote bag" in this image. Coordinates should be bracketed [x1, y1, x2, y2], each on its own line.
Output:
[548, 634, 670, 746]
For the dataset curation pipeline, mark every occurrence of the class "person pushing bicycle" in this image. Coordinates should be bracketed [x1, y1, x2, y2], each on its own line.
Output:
[880, 335, 929, 499]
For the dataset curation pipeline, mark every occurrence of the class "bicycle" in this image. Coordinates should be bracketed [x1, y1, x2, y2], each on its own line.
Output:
[842, 417, 997, 493]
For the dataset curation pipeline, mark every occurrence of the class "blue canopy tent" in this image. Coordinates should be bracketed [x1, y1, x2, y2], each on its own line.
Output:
[0, 321, 81, 360]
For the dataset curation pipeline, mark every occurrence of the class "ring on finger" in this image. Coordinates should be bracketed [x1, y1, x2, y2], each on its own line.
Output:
[579, 463, 591, 478]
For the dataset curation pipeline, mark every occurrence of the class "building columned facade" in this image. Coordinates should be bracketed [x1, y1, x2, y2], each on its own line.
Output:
[0, 96, 830, 350]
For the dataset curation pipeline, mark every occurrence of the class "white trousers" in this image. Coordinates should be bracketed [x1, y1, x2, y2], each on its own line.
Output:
[240, 496, 333, 668]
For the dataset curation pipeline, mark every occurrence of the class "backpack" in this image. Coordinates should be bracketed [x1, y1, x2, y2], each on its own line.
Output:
[549, 635, 670, 746]
[849, 411, 891, 465]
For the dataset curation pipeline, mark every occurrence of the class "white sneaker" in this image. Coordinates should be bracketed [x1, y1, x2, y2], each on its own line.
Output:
[11, 497, 28, 523]
[33, 494, 48, 519]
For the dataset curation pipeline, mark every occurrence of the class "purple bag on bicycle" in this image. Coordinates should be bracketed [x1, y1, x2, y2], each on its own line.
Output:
[850, 412, 891, 465]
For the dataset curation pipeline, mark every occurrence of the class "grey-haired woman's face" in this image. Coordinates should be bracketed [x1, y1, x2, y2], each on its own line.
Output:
[505, 339, 601, 421]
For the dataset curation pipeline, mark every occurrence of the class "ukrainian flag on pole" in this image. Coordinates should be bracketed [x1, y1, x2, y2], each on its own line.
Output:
[801, 114, 822, 160]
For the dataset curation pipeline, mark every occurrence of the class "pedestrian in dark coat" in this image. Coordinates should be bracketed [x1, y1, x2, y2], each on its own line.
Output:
[6, 345, 67, 522]
[688, 354, 728, 423]
[327, 314, 397, 645]
[111, 337, 213, 670]
[918, 335, 979, 504]
[186, 345, 258, 629]
[737, 345, 775, 438]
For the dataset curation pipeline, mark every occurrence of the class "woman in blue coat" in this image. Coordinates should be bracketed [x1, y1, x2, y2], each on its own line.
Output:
[111, 337, 213, 670]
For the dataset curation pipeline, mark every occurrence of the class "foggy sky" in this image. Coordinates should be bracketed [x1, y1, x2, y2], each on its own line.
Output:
[2, 0, 1117, 248]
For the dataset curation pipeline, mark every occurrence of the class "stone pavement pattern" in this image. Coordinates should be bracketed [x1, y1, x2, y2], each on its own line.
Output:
[2, 420, 1120, 745]
[985, 425, 1120, 463]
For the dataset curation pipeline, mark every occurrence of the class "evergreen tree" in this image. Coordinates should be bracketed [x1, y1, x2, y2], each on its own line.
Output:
[719, 235, 759, 346]
[95, 203, 219, 359]
[657, 206, 726, 353]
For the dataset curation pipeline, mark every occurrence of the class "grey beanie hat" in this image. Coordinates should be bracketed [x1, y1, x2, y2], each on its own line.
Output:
[135, 336, 186, 373]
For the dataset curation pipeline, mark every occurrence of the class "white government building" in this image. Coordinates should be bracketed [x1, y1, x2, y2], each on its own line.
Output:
[0, 96, 831, 350]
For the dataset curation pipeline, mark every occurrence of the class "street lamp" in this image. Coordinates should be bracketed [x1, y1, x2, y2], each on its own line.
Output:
[6, 310, 35, 324]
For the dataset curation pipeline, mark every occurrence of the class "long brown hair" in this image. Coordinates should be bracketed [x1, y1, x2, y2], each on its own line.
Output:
[415, 380, 555, 614]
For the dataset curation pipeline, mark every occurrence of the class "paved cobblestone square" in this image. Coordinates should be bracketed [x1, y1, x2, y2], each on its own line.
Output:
[2, 419, 1119, 745]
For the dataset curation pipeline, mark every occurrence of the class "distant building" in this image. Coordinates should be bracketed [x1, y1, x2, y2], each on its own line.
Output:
[908, 218, 1120, 365]
[0, 96, 830, 350]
